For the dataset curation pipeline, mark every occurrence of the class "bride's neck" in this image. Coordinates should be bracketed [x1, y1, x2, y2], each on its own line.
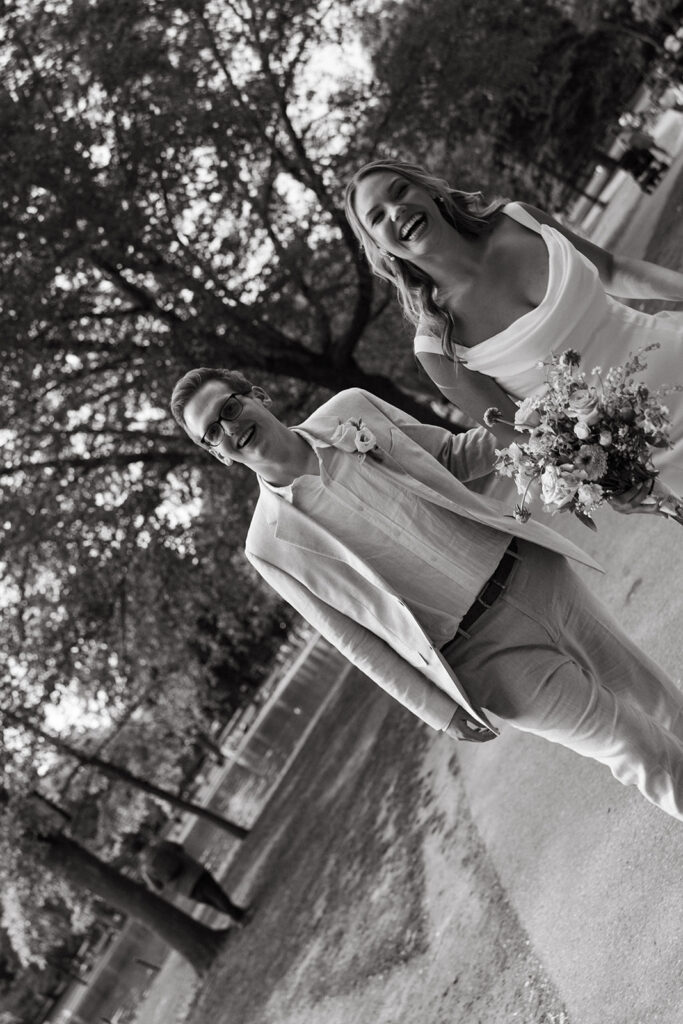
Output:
[417, 231, 488, 301]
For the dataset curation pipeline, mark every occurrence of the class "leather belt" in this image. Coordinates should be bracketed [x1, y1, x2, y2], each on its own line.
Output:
[443, 537, 520, 648]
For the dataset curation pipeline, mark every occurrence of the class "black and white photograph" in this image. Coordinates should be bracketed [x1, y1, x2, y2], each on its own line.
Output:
[3, 1, 683, 1022]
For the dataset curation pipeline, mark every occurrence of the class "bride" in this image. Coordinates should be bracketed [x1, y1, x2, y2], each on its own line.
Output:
[344, 158, 683, 503]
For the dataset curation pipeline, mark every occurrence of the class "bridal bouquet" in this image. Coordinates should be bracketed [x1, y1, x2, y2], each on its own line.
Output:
[485, 346, 683, 530]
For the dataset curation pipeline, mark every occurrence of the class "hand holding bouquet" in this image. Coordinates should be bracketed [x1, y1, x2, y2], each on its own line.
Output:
[485, 346, 683, 530]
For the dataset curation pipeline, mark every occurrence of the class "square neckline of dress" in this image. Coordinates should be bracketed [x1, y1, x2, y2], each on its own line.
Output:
[415, 203, 556, 357]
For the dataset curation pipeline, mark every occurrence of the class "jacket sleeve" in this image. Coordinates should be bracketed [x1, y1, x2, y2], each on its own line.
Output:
[354, 388, 498, 482]
[246, 548, 460, 731]
[401, 423, 498, 483]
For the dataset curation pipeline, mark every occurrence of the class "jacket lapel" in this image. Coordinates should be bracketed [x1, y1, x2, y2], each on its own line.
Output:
[298, 400, 601, 573]
[259, 483, 407, 602]
[399, 442, 604, 570]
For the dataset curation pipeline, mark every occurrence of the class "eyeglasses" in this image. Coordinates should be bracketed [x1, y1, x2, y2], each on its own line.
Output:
[200, 394, 245, 448]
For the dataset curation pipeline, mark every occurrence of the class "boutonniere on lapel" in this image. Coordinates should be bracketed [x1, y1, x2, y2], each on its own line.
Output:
[330, 418, 383, 463]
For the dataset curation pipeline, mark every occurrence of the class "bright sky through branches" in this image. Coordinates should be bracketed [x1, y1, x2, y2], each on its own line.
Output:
[0, 0, 375, 744]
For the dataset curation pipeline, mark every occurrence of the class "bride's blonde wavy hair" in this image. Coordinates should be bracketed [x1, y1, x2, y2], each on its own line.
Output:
[344, 159, 506, 359]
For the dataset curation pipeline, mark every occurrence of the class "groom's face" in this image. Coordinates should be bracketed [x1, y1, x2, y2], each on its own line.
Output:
[183, 379, 290, 473]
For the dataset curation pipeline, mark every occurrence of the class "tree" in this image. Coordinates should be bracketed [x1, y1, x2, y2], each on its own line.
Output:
[351, 0, 575, 196]
[0, 1, 444, 828]
[0, 780, 229, 974]
[358, 0, 651, 199]
[42, 833, 228, 975]
[0, 790, 229, 974]
[494, 27, 648, 181]
[3, 709, 249, 839]
[0, 0, 440, 424]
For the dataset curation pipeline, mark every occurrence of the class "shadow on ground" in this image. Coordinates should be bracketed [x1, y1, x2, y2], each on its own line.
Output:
[205, 676, 429, 1017]
[185, 671, 569, 1024]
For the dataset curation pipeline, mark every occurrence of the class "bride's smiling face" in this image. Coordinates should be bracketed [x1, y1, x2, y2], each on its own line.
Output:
[352, 171, 448, 262]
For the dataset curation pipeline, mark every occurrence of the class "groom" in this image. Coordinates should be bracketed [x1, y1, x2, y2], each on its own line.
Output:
[171, 368, 683, 820]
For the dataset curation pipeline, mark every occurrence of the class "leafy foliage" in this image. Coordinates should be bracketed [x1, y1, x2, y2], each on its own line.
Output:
[358, 0, 652, 198]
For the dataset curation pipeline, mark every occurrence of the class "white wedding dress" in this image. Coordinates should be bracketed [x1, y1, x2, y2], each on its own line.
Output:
[414, 202, 683, 494]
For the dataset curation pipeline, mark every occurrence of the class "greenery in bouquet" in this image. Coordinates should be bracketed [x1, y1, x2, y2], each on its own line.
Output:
[485, 346, 680, 530]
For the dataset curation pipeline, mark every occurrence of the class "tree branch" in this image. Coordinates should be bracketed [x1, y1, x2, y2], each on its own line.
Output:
[0, 450, 189, 479]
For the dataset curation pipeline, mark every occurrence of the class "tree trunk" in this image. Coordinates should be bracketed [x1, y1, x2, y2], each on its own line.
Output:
[195, 732, 227, 765]
[9, 713, 249, 840]
[243, 346, 463, 430]
[203, 330, 462, 430]
[44, 833, 228, 975]
[75, 752, 250, 840]
[334, 363, 460, 427]
[0, 358, 463, 484]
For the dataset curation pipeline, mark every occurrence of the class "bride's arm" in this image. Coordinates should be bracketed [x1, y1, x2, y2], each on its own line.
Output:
[519, 203, 683, 302]
[415, 350, 521, 448]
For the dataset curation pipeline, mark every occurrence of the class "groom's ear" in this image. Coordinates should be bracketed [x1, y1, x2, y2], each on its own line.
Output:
[251, 386, 272, 407]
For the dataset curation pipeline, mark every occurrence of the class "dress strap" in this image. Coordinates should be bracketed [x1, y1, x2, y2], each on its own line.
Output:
[502, 202, 542, 235]
[413, 331, 443, 356]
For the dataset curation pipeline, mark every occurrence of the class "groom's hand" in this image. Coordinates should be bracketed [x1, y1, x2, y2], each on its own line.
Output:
[445, 707, 497, 743]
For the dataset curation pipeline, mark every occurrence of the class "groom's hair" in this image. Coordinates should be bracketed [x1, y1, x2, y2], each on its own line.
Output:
[170, 367, 254, 438]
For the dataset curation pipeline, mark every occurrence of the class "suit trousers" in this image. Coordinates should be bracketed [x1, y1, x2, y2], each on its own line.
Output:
[444, 539, 683, 819]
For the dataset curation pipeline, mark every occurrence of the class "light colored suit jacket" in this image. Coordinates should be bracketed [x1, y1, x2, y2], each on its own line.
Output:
[246, 389, 601, 733]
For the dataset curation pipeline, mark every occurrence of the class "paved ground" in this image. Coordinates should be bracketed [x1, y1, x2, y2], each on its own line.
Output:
[185, 672, 576, 1024]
